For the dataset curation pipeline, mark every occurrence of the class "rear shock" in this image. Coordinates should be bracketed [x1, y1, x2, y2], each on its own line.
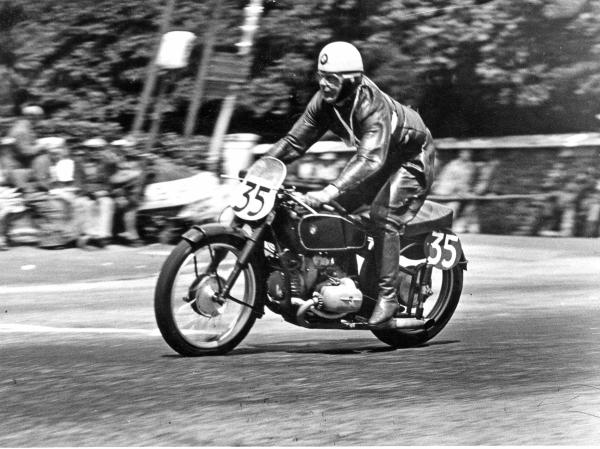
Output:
[415, 265, 433, 319]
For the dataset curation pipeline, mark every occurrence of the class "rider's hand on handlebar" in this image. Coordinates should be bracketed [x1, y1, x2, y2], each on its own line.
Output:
[304, 184, 339, 209]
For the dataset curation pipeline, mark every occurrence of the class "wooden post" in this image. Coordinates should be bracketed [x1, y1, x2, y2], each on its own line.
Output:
[183, 0, 224, 139]
[145, 72, 169, 153]
[131, 0, 176, 138]
[207, 92, 237, 178]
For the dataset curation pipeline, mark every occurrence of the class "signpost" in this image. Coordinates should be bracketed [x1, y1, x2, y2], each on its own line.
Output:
[131, 0, 176, 138]
[145, 30, 196, 152]
[183, 0, 224, 139]
[132, 0, 263, 173]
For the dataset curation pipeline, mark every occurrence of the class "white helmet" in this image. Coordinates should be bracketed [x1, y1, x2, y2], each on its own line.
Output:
[318, 41, 363, 74]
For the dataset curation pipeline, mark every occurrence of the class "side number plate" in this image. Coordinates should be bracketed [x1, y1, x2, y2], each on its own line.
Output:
[424, 230, 463, 270]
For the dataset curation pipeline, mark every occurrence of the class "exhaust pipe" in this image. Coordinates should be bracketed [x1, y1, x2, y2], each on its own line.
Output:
[390, 317, 435, 330]
[292, 297, 435, 331]
[293, 297, 346, 327]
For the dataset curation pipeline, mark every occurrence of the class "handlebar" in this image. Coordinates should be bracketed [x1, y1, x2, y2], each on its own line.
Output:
[322, 200, 347, 214]
[283, 189, 350, 217]
[230, 172, 354, 220]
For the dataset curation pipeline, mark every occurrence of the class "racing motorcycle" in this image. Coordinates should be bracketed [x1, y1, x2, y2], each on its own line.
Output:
[154, 156, 466, 356]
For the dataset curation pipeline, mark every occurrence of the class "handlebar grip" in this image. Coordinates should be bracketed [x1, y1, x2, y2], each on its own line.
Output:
[322, 201, 347, 214]
[329, 200, 347, 214]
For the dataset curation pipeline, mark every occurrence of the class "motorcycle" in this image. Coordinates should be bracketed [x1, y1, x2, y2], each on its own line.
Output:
[154, 156, 467, 356]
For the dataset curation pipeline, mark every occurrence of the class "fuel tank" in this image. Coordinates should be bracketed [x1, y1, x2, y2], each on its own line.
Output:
[298, 213, 367, 252]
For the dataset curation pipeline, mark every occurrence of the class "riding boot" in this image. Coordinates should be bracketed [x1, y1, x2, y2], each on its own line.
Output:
[368, 229, 402, 326]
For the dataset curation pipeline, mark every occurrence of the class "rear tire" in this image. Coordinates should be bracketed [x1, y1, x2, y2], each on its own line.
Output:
[371, 264, 463, 348]
[154, 234, 263, 356]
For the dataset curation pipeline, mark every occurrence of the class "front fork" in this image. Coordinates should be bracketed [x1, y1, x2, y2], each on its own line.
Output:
[211, 213, 273, 315]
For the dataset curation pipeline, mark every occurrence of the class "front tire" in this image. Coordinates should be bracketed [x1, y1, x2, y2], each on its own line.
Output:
[154, 234, 263, 356]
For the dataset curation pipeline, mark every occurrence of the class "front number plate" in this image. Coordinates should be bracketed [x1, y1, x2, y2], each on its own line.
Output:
[231, 177, 277, 221]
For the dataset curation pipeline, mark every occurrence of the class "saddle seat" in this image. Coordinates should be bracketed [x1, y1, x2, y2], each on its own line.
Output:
[403, 200, 454, 237]
[356, 200, 453, 237]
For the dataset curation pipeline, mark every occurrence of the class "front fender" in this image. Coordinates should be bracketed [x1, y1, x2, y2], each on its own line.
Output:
[181, 223, 248, 246]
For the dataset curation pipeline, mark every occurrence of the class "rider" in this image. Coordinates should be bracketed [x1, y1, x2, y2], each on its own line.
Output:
[267, 41, 436, 326]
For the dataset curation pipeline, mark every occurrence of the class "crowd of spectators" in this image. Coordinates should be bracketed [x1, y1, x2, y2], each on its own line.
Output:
[529, 150, 600, 237]
[0, 105, 153, 251]
[431, 148, 600, 237]
[2, 104, 600, 251]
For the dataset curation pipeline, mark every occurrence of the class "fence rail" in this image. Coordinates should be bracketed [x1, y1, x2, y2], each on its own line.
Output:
[428, 193, 548, 202]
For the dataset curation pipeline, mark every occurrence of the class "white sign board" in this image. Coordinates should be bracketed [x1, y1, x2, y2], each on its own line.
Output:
[156, 31, 196, 69]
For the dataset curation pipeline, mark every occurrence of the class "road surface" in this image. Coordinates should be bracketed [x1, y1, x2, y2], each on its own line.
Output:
[1, 235, 599, 445]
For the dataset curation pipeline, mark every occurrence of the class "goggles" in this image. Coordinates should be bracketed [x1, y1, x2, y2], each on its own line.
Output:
[316, 71, 344, 87]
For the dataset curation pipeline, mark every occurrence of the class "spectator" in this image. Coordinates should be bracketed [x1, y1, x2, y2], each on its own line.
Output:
[579, 180, 600, 237]
[533, 159, 565, 236]
[41, 137, 74, 191]
[459, 149, 501, 233]
[559, 174, 590, 237]
[6, 105, 53, 194]
[431, 149, 477, 232]
[7, 105, 43, 158]
[29, 137, 81, 249]
[0, 138, 27, 250]
[536, 150, 586, 237]
[110, 137, 152, 246]
[74, 138, 118, 249]
[573, 166, 600, 237]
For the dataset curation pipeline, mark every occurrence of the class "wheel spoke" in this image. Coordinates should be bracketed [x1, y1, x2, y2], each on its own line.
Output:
[164, 241, 256, 352]
[176, 302, 195, 314]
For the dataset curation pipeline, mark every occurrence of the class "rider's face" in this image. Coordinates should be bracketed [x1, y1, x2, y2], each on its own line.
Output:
[317, 71, 343, 103]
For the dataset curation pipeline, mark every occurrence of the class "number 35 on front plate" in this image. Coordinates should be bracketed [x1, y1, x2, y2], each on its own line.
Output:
[231, 179, 277, 221]
[424, 230, 463, 270]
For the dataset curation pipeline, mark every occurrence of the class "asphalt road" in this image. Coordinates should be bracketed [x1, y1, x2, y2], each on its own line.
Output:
[1, 235, 599, 446]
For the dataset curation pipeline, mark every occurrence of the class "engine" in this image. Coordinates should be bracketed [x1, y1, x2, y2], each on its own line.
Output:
[316, 277, 363, 314]
[266, 251, 363, 319]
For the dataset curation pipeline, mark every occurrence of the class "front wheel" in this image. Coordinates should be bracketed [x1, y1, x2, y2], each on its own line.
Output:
[154, 234, 263, 356]
[371, 264, 463, 348]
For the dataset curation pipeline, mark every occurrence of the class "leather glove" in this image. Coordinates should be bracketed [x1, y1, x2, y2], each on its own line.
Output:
[303, 184, 339, 209]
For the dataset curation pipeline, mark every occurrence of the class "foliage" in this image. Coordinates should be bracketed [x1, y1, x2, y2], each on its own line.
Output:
[249, 0, 600, 136]
[0, 0, 599, 140]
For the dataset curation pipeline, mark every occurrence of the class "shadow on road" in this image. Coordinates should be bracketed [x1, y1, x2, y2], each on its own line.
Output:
[158, 339, 461, 357]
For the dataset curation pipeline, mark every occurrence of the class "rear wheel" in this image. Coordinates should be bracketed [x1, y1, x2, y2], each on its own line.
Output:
[154, 234, 263, 356]
[371, 264, 463, 347]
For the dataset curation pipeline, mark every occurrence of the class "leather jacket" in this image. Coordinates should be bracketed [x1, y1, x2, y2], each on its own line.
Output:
[267, 76, 435, 193]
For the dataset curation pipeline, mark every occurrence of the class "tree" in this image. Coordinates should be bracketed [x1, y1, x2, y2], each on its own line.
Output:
[244, 0, 600, 136]
[0, 0, 27, 113]
[2, 0, 599, 139]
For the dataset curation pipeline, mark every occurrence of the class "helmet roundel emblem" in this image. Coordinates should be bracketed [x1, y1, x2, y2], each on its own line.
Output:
[320, 53, 328, 65]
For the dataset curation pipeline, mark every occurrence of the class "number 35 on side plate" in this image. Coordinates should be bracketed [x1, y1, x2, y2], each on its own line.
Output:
[424, 230, 463, 270]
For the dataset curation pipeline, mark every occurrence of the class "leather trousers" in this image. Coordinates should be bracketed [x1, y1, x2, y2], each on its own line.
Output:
[337, 165, 429, 323]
